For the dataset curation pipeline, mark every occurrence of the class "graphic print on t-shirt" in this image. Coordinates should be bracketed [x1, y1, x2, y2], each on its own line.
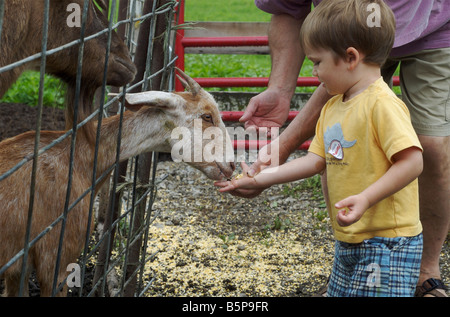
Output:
[324, 123, 356, 160]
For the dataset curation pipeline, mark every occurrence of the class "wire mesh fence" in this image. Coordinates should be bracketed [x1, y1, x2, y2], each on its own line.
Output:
[0, 0, 180, 297]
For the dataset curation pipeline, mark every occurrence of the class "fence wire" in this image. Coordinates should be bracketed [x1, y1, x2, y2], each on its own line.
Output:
[0, 0, 181, 297]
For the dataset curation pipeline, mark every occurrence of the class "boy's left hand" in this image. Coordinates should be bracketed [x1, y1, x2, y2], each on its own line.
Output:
[335, 194, 370, 227]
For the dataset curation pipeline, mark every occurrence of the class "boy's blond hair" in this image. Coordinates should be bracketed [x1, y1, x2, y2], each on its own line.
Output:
[300, 0, 395, 66]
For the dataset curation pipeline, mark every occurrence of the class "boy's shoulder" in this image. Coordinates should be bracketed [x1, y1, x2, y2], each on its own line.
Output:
[321, 78, 408, 115]
[364, 78, 407, 112]
[371, 77, 398, 98]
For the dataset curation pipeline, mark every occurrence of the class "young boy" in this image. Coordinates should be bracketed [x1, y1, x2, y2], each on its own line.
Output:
[216, 0, 424, 297]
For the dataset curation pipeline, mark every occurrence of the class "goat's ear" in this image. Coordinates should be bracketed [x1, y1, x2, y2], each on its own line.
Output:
[108, 92, 180, 112]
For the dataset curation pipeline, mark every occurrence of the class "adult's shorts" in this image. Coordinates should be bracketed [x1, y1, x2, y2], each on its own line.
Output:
[382, 47, 450, 137]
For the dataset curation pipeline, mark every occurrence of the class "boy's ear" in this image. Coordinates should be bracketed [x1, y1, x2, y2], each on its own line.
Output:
[345, 47, 361, 71]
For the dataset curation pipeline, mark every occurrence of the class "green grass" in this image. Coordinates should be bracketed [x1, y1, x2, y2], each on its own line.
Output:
[185, 0, 271, 22]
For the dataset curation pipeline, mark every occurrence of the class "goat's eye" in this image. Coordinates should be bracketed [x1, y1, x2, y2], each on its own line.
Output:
[201, 114, 213, 124]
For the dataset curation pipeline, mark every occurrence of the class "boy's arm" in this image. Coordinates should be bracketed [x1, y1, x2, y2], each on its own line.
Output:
[335, 146, 423, 226]
[215, 152, 326, 192]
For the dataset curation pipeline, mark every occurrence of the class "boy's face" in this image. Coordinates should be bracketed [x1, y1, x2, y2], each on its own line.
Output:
[306, 47, 350, 96]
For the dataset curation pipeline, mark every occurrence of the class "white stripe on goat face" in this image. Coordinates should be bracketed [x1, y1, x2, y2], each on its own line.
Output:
[173, 90, 235, 179]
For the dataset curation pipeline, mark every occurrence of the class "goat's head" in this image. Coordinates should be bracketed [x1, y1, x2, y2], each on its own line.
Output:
[118, 68, 236, 181]
[47, 0, 136, 87]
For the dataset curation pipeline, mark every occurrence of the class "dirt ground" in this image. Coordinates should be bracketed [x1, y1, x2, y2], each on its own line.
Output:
[0, 103, 66, 141]
[0, 103, 448, 297]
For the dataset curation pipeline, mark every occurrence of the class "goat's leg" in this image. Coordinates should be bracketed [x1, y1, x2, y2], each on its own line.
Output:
[3, 272, 30, 297]
[39, 280, 68, 297]
[36, 263, 68, 297]
[37, 275, 67, 297]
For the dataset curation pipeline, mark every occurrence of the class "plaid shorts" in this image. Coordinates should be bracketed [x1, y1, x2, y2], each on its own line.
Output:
[327, 234, 423, 297]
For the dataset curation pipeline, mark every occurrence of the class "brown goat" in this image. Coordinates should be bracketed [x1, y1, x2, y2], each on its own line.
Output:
[0, 69, 235, 296]
[0, 0, 137, 125]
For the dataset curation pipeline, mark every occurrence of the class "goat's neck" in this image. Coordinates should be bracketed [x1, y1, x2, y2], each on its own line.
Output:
[95, 110, 171, 173]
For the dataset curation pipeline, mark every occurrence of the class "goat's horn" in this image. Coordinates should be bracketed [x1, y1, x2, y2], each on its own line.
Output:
[175, 67, 201, 96]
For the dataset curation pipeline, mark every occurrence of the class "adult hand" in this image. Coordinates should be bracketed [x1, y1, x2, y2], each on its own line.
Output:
[239, 87, 291, 131]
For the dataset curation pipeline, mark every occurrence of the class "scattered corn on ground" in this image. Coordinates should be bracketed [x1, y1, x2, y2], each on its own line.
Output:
[143, 154, 450, 297]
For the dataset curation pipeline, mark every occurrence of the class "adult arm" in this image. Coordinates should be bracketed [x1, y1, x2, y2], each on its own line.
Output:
[252, 83, 331, 174]
[239, 14, 305, 129]
[228, 83, 331, 198]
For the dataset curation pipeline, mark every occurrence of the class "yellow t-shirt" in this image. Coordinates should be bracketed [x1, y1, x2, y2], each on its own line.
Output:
[309, 78, 423, 243]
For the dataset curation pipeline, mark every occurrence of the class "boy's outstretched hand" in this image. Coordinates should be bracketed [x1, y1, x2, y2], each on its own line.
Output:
[215, 162, 262, 193]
